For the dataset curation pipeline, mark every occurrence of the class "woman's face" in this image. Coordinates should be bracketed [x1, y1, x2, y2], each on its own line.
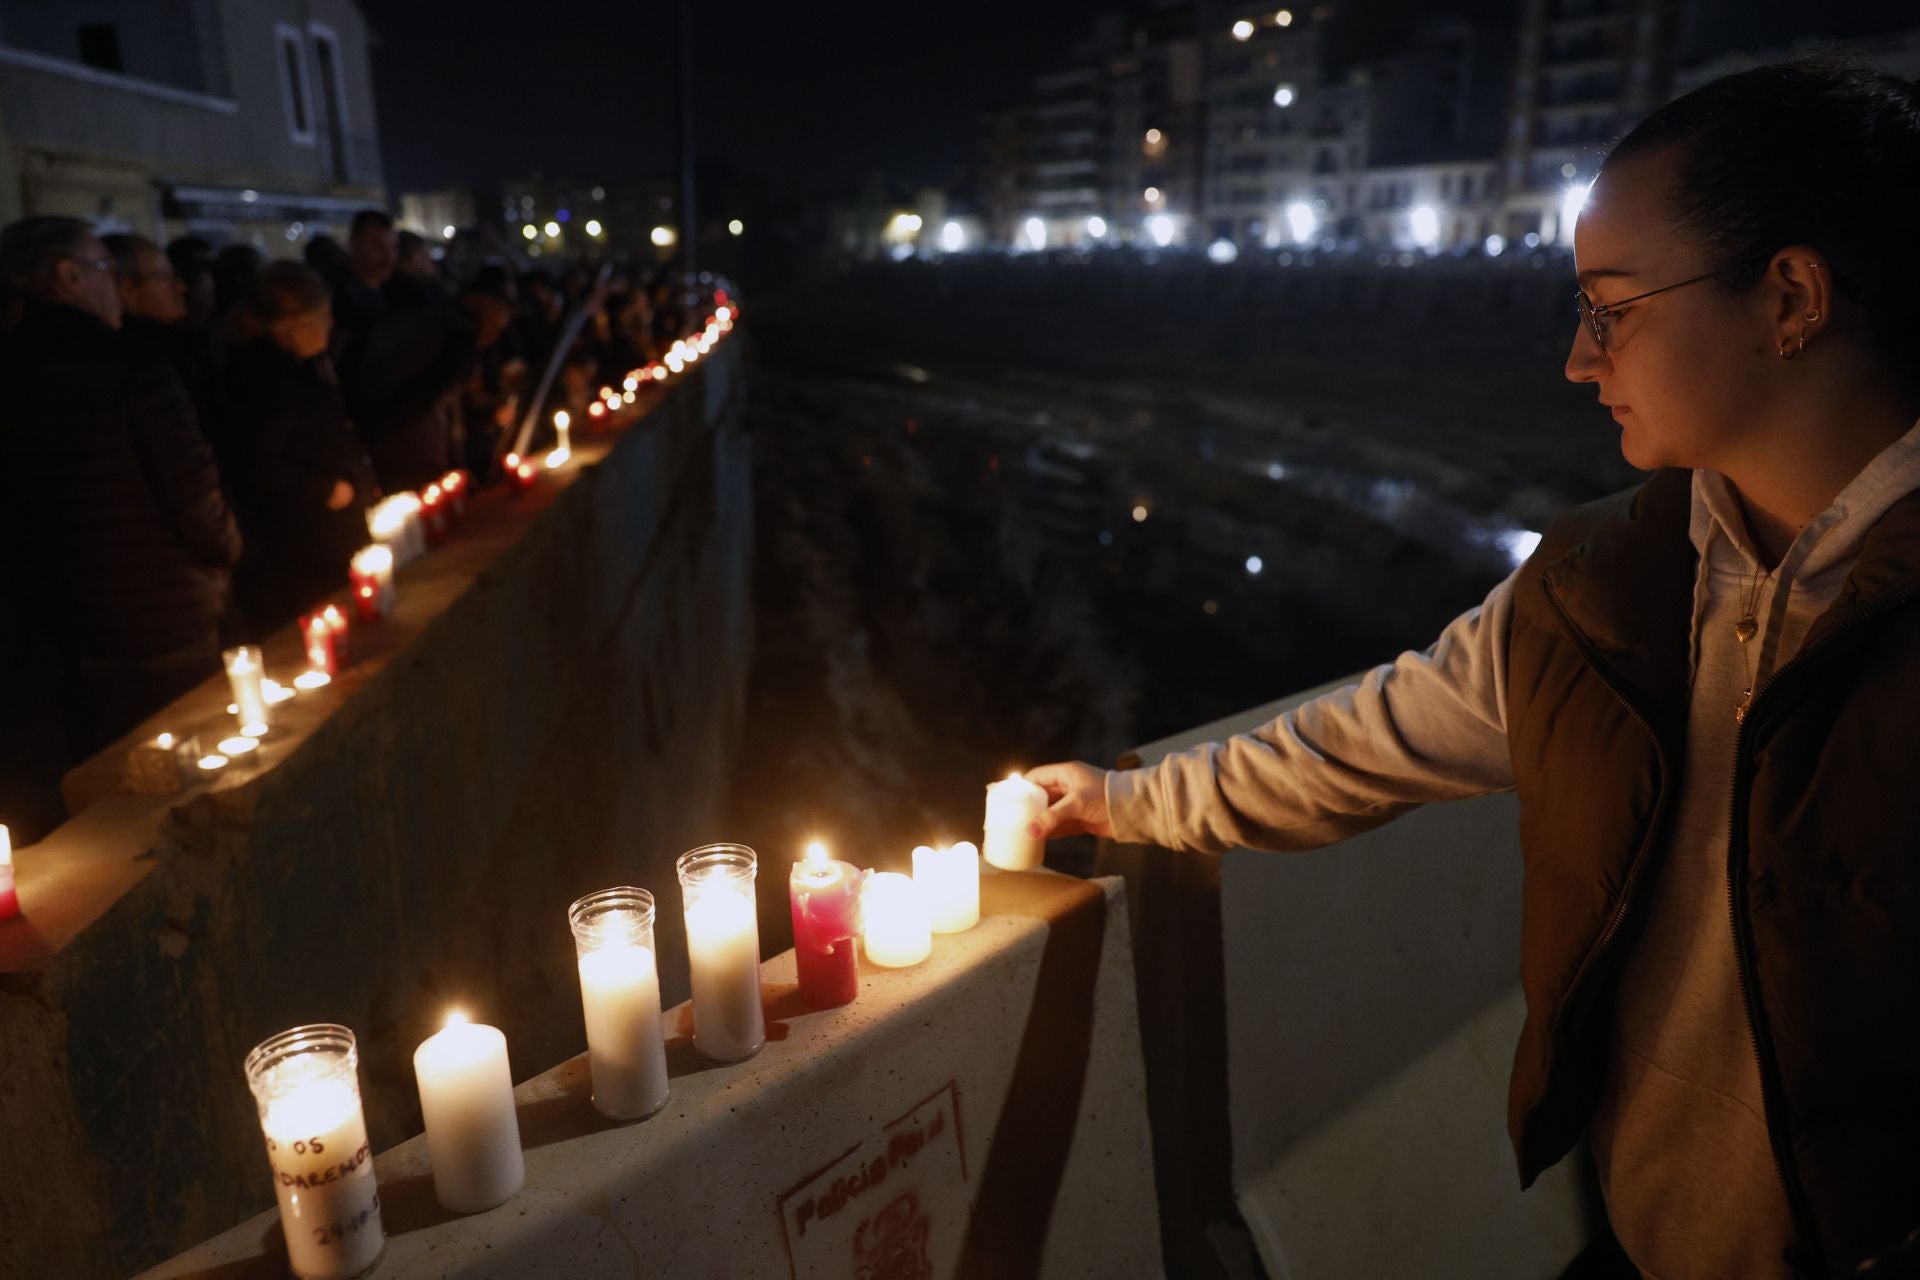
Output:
[1566, 148, 1774, 473]
[271, 302, 333, 361]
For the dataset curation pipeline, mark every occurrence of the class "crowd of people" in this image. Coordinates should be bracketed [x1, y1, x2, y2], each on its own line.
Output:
[0, 210, 697, 839]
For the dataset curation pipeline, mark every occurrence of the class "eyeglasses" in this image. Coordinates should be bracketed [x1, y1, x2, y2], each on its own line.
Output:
[1574, 264, 1745, 352]
[66, 256, 116, 276]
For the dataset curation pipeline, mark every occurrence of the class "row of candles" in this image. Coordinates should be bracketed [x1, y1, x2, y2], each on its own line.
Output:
[1, 295, 744, 921]
[242, 770, 1050, 1280]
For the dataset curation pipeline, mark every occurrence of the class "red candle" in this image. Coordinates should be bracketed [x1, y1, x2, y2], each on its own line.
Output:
[504, 455, 538, 495]
[349, 545, 396, 623]
[442, 471, 469, 520]
[420, 483, 448, 546]
[789, 842, 863, 1008]
[0, 824, 18, 922]
[299, 608, 348, 675]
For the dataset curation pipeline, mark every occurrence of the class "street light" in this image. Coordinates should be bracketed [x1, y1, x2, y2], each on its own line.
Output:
[543, 220, 560, 238]
[1024, 217, 1046, 250]
[728, 219, 744, 236]
[1410, 204, 1441, 249]
[1147, 214, 1175, 248]
[940, 220, 965, 252]
[521, 224, 537, 241]
[1284, 201, 1317, 244]
[1273, 83, 1296, 107]
[651, 225, 678, 248]
[441, 224, 456, 239]
[1087, 215, 1107, 239]
[585, 219, 603, 237]
[1232, 19, 1255, 40]
[1276, 8, 1294, 26]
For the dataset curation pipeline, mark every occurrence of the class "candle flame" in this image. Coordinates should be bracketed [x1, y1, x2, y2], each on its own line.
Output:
[1006, 771, 1024, 783]
[0, 823, 11, 867]
[197, 754, 228, 770]
[804, 840, 829, 866]
[240, 722, 268, 738]
[445, 1010, 469, 1027]
[553, 409, 570, 430]
[504, 452, 521, 469]
[545, 447, 571, 469]
[156, 732, 175, 749]
[294, 670, 331, 691]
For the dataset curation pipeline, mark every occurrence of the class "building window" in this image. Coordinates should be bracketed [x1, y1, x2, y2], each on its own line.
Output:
[276, 23, 316, 145]
[77, 23, 122, 73]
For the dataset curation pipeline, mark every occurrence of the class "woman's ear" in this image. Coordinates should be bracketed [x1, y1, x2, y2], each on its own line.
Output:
[1766, 246, 1834, 350]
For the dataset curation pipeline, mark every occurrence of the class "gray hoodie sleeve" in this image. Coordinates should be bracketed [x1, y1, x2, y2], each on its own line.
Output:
[1106, 570, 1518, 853]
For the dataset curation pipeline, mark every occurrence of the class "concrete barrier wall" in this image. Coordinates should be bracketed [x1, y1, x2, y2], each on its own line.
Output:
[0, 344, 754, 1279]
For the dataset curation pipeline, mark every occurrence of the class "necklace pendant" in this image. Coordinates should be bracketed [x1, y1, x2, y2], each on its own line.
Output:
[1736, 690, 1753, 724]
[1734, 616, 1759, 644]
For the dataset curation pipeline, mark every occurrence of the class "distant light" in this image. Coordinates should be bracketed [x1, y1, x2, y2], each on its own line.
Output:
[1523, 231, 1542, 249]
[1131, 504, 1149, 523]
[1267, 461, 1287, 480]
[1086, 215, 1107, 238]
[592, 186, 606, 201]
[940, 220, 965, 252]
[1207, 238, 1239, 264]
[1098, 529, 1114, 546]
[1272, 83, 1296, 107]
[1245, 555, 1264, 576]
[887, 212, 923, 241]
[1145, 128, 1163, 145]
[728, 218, 744, 236]
[585, 218, 603, 236]
[1276, 7, 1294, 25]
[1232, 18, 1255, 39]
[1024, 216, 1046, 250]
[543, 220, 560, 238]
[1203, 599, 1219, 615]
[1560, 181, 1593, 241]
[522, 224, 537, 241]
[650, 225, 677, 247]
[1147, 214, 1176, 247]
[240, 188, 259, 203]
[1284, 201, 1317, 244]
[556, 208, 571, 223]
[441, 224, 456, 239]
[1561, 162, 1578, 179]
[1498, 529, 1544, 567]
[1410, 204, 1441, 248]
[1144, 185, 1163, 205]
[1484, 233, 1506, 257]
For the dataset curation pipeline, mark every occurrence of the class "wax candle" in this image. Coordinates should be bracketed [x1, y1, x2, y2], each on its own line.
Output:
[442, 471, 469, 520]
[677, 843, 765, 1061]
[569, 888, 670, 1120]
[861, 872, 932, 968]
[245, 1025, 384, 1279]
[983, 772, 1049, 871]
[914, 841, 981, 934]
[127, 732, 199, 794]
[223, 646, 270, 730]
[366, 493, 426, 564]
[349, 545, 395, 623]
[0, 824, 18, 921]
[546, 411, 572, 469]
[412, 1012, 524, 1213]
[216, 734, 260, 758]
[299, 609, 348, 677]
[294, 670, 332, 691]
[419, 483, 448, 546]
[504, 454, 538, 494]
[789, 841, 863, 1008]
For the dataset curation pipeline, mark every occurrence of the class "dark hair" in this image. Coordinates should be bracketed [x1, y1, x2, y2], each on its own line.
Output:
[303, 233, 349, 279]
[1, 216, 97, 295]
[253, 261, 332, 321]
[396, 229, 427, 258]
[1607, 59, 1920, 362]
[349, 209, 394, 238]
[211, 244, 262, 311]
[166, 236, 213, 290]
[100, 232, 161, 280]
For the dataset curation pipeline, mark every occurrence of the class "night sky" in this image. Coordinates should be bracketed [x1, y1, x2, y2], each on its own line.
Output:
[361, 0, 1112, 199]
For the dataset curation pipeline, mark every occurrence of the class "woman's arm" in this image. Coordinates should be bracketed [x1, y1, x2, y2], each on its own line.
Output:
[1032, 570, 1519, 854]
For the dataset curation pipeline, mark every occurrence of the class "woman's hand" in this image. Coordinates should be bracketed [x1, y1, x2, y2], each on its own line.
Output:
[1023, 762, 1114, 841]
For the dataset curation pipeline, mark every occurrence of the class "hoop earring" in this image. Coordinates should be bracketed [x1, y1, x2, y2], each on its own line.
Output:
[1778, 333, 1806, 360]
[1804, 309, 1821, 323]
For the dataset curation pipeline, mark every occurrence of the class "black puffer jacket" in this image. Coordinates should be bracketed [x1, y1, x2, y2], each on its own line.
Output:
[224, 337, 378, 633]
[0, 302, 241, 660]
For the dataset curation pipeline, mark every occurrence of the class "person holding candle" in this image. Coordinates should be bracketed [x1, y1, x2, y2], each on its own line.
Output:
[1021, 65, 1920, 1279]
[225, 263, 379, 636]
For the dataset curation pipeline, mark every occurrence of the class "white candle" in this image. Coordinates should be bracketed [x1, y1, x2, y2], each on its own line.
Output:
[245, 1026, 384, 1280]
[984, 773, 1049, 871]
[570, 888, 670, 1120]
[862, 872, 933, 968]
[223, 646, 269, 730]
[913, 842, 981, 933]
[366, 494, 426, 564]
[412, 1013, 524, 1213]
[678, 844, 765, 1062]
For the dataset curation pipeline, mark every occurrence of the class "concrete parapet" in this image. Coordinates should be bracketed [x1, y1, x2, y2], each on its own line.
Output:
[142, 873, 1161, 1280]
[0, 344, 754, 1279]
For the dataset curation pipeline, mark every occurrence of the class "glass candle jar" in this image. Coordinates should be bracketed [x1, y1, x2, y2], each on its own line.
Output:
[676, 844, 765, 1061]
[569, 887, 671, 1119]
[223, 645, 270, 731]
[244, 1024, 384, 1279]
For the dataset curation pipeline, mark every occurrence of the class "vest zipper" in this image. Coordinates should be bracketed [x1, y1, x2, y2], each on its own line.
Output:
[1724, 579, 1920, 1276]
[1533, 582, 1674, 1135]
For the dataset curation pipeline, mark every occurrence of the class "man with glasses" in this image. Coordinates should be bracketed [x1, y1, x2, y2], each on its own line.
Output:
[0, 216, 240, 783]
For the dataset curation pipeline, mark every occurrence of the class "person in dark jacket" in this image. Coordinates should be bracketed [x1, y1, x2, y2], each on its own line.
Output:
[224, 262, 378, 635]
[0, 216, 242, 760]
[105, 233, 214, 437]
[1024, 63, 1920, 1280]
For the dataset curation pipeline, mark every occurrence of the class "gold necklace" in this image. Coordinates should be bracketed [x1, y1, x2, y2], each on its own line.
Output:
[1734, 559, 1770, 723]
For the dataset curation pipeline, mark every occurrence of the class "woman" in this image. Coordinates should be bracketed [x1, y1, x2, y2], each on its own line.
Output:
[225, 262, 379, 635]
[1026, 62, 1920, 1279]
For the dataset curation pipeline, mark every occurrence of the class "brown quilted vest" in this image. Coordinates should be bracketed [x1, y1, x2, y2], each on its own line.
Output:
[1505, 468, 1920, 1278]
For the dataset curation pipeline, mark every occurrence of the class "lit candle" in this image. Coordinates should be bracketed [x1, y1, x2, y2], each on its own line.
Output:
[419, 483, 448, 546]
[546, 410, 572, 470]
[299, 609, 348, 677]
[788, 841, 863, 1008]
[197, 753, 229, 773]
[294, 670, 332, 692]
[861, 872, 932, 968]
[366, 493, 426, 564]
[412, 1012, 524, 1213]
[127, 732, 199, 793]
[441, 471, 469, 520]
[349, 545, 395, 623]
[983, 772, 1049, 871]
[245, 1025, 384, 1279]
[216, 735, 260, 758]
[262, 678, 295, 706]
[0, 824, 18, 921]
[569, 888, 670, 1120]
[504, 454, 538, 494]
[913, 841, 981, 934]
[677, 843, 765, 1061]
[223, 646, 270, 730]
